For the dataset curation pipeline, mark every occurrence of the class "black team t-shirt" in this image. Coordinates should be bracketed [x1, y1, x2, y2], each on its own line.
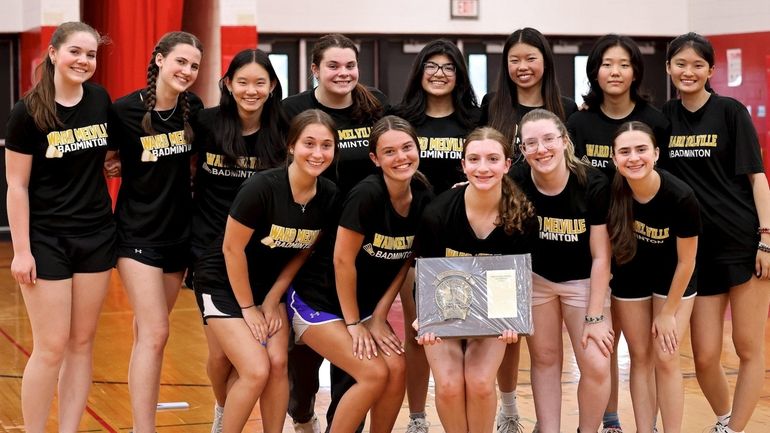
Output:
[510, 164, 609, 282]
[479, 93, 578, 128]
[416, 185, 538, 258]
[282, 88, 388, 194]
[292, 174, 433, 316]
[661, 94, 763, 264]
[195, 167, 338, 303]
[5, 82, 113, 235]
[567, 102, 670, 178]
[610, 169, 701, 293]
[413, 110, 480, 193]
[190, 107, 282, 257]
[110, 90, 203, 246]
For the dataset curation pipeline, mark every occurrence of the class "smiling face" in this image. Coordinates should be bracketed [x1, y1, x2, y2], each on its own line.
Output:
[597, 45, 634, 98]
[507, 42, 544, 91]
[666, 47, 713, 96]
[156, 43, 202, 94]
[421, 53, 456, 99]
[312, 47, 359, 97]
[290, 123, 336, 177]
[49, 31, 98, 85]
[462, 138, 511, 191]
[612, 129, 658, 181]
[370, 130, 419, 183]
[225, 62, 275, 118]
[520, 118, 566, 176]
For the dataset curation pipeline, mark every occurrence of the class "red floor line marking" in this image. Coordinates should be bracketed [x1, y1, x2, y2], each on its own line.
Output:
[0, 325, 118, 433]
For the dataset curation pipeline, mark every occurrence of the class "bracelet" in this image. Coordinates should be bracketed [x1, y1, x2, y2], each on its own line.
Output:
[240, 304, 256, 310]
[758, 227, 770, 234]
[345, 320, 361, 327]
[759, 241, 770, 253]
[584, 314, 605, 324]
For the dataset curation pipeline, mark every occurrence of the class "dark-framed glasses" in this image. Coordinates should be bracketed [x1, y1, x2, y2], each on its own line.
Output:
[424, 61, 456, 77]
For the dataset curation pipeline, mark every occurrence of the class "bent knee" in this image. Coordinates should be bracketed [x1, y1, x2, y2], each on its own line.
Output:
[239, 364, 270, 387]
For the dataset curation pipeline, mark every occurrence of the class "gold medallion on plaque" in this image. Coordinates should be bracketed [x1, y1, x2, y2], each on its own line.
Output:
[434, 270, 473, 320]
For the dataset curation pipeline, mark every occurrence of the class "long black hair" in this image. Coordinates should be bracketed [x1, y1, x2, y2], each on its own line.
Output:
[215, 49, 288, 166]
[583, 34, 647, 109]
[488, 27, 566, 146]
[395, 39, 477, 128]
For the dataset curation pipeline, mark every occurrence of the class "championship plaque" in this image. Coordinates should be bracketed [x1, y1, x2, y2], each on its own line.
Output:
[415, 254, 532, 338]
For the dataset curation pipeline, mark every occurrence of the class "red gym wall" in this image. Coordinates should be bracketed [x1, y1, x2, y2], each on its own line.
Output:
[707, 31, 770, 173]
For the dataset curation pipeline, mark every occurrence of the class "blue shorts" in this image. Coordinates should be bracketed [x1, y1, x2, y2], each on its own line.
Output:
[287, 287, 372, 343]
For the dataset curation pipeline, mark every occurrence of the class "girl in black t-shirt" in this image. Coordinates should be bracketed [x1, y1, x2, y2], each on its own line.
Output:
[608, 122, 699, 433]
[390, 39, 480, 432]
[5, 22, 114, 433]
[415, 127, 535, 433]
[288, 116, 432, 433]
[565, 34, 670, 433]
[515, 109, 613, 433]
[190, 48, 288, 432]
[662, 33, 770, 433]
[282, 33, 387, 431]
[482, 28, 578, 158]
[194, 109, 338, 433]
[109, 31, 203, 433]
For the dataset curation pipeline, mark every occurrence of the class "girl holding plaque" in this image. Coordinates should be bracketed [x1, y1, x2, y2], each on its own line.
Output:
[512, 108, 614, 433]
[608, 121, 699, 433]
[416, 126, 537, 433]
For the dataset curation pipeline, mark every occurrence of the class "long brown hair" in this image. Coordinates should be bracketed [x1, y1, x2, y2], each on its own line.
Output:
[608, 121, 657, 264]
[519, 108, 588, 186]
[24, 22, 102, 132]
[463, 127, 535, 235]
[311, 34, 383, 124]
[142, 31, 203, 144]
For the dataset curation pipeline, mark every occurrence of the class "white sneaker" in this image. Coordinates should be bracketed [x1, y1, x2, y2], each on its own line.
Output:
[601, 427, 623, 433]
[294, 414, 321, 433]
[706, 423, 729, 433]
[496, 411, 524, 433]
[211, 404, 224, 433]
[406, 417, 430, 433]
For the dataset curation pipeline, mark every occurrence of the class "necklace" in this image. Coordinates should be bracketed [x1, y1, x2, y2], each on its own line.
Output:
[155, 104, 177, 122]
[299, 201, 308, 213]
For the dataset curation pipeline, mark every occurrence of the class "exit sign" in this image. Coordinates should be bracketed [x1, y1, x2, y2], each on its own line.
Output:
[451, 0, 479, 19]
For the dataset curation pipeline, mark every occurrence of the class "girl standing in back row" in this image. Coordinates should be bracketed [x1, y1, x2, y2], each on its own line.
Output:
[662, 32, 770, 433]
[6, 22, 114, 433]
[109, 31, 203, 433]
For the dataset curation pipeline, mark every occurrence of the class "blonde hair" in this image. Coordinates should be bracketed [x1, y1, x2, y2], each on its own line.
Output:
[519, 108, 588, 186]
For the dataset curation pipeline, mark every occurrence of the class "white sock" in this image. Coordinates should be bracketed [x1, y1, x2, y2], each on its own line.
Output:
[717, 413, 731, 425]
[500, 391, 518, 417]
[725, 427, 743, 433]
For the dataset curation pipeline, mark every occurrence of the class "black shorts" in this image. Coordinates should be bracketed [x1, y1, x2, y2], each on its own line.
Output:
[31, 223, 117, 280]
[194, 287, 242, 325]
[117, 242, 189, 273]
[697, 260, 755, 296]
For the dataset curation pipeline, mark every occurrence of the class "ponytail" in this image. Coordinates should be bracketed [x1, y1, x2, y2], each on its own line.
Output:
[350, 83, 383, 124]
[608, 172, 636, 264]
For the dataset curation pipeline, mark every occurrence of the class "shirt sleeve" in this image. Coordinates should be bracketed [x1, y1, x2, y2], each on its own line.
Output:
[672, 189, 701, 238]
[228, 174, 272, 229]
[586, 170, 610, 225]
[338, 180, 379, 235]
[5, 101, 41, 155]
[727, 98, 764, 175]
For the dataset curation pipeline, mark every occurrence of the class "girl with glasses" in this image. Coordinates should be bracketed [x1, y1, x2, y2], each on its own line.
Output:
[392, 39, 480, 433]
[512, 109, 613, 433]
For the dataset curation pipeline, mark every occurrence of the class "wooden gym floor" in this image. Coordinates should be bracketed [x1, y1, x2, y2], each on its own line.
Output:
[0, 241, 768, 432]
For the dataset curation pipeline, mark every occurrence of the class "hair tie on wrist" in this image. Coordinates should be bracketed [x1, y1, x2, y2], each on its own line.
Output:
[758, 227, 770, 235]
[345, 320, 361, 327]
[240, 304, 256, 310]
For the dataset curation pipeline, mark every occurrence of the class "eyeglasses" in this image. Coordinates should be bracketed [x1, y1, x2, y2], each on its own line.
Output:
[520, 135, 563, 154]
[424, 61, 456, 77]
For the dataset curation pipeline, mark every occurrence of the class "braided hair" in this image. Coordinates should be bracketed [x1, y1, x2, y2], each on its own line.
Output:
[142, 31, 203, 144]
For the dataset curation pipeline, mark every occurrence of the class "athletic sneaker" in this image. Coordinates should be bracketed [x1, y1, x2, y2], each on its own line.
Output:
[706, 423, 729, 433]
[496, 411, 524, 433]
[601, 427, 623, 433]
[293, 414, 321, 433]
[406, 417, 430, 433]
[211, 403, 224, 433]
